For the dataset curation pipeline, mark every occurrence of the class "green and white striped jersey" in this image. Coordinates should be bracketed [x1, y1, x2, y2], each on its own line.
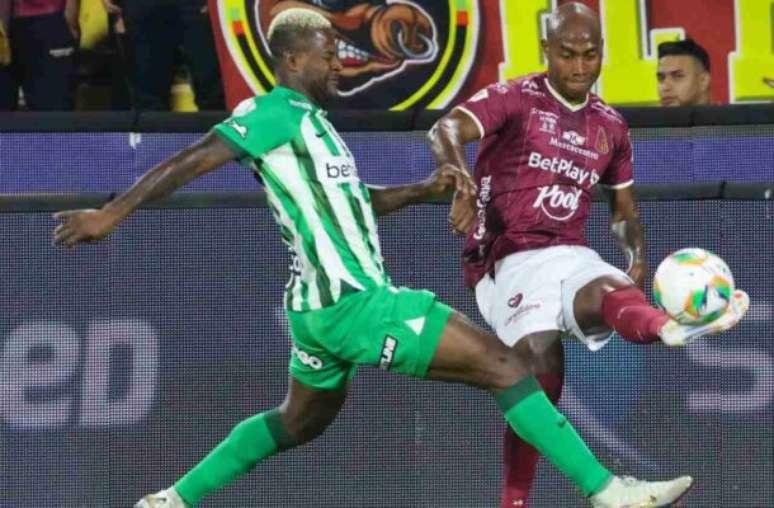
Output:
[213, 86, 390, 311]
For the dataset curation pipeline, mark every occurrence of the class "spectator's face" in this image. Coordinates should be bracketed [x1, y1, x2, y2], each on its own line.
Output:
[657, 55, 710, 106]
[296, 29, 343, 103]
[542, 25, 602, 102]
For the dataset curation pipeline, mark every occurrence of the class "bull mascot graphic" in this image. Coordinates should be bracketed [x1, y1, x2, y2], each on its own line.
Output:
[257, 0, 438, 96]
[218, 0, 478, 108]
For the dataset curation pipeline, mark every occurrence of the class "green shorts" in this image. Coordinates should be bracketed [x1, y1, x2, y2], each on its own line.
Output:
[286, 285, 453, 390]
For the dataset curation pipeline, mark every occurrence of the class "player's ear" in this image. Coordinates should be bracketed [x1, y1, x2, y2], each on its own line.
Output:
[540, 39, 550, 61]
[699, 70, 710, 92]
[284, 50, 304, 74]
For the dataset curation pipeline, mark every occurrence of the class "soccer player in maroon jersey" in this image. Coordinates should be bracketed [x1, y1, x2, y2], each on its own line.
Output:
[429, 3, 749, 507]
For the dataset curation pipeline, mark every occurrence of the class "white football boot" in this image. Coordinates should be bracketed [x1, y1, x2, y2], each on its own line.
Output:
[660, 289, 749, 347]
[134, 487, 187, 508]
[590, 475, 693, 508]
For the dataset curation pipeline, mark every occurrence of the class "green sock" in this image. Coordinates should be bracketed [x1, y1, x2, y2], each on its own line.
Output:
[495, 376, 612, 497]
[174, 409, 295, 506]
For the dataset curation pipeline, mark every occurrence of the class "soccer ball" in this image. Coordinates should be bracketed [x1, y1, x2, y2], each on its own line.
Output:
[653, 248, 735, 325]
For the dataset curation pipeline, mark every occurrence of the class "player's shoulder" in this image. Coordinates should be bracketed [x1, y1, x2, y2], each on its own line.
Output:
[588, 94, 629, 128]
[230, 91, 310, 130]
[465, 73, 545, 105]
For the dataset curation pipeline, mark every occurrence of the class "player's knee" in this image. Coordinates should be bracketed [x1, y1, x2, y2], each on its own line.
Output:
[281, 407, 337, 445]
[480, 348, 531, 391]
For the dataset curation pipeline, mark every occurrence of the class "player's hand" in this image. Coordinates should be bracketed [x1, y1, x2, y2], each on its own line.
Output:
[627, 259, 647, 287]
[424, 163, 476, 200]
[52, 208, 120, 247]
[449, 192, 476, 236]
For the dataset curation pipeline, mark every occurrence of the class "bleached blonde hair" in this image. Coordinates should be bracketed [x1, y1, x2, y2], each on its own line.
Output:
[267, 8, 331, 41]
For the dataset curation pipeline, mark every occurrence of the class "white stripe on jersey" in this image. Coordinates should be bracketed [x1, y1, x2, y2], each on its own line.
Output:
[455, 106, 485, 139]
[599, 179, 634, 190]
[263, 142, 364, 302]
[262, 169, 321, 311]
[300, 117, 384, 286]
[350, 182, 385, 272]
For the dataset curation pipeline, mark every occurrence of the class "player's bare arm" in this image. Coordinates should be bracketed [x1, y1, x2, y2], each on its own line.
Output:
[53, 133, 238, 247]
[428, 109, 482, 235]
[604, 185, 647, 286]
[367, 163, 475, 217]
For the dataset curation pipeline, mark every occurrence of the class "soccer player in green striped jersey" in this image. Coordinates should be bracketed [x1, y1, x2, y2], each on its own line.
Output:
[53, 8, 691, 508]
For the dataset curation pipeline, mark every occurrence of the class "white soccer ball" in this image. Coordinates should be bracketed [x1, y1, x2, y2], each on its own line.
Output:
[653, 248, 735, 325]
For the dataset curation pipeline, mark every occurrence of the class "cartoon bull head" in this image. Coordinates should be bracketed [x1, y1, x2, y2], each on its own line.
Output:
[258, 0, 438, 96]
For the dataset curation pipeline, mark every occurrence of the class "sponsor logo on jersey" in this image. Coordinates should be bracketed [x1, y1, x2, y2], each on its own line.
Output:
[508, 293, 523, 308]
[505, 300, 542, 326]
[521, 79, 544, 97]
[380, 336, 398, 370]
[548, 136, 600, 160]
[472, 175, 492, 241]
[532, 184, 582, 221]
[293, 346, 323, 370]
[320, 157, 359, 181]
[535, 109, 558, 134]
[591, 102, 624, 124]
[527, 152, 600, 186]
[561, 130, 586, 146]
[226, 119, 248, 139]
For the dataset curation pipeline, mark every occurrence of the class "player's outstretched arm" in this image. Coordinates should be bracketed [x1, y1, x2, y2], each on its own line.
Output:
[427, 109, 482, 235]
[604, 185, 647, 286]
[367, 163, 475, 217]
[53, 133, 238, 247]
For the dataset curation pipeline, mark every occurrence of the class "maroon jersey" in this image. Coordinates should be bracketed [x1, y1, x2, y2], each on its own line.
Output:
[457, 73, 634, 288]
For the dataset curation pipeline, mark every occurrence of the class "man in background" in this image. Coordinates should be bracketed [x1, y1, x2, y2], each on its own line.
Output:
[100, 0, 224, 110]
[0, 0, 80, 110]
[656, 38, 711, 107]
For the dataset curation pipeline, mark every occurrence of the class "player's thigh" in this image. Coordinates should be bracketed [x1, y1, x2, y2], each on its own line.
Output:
[286, 308, 358, 392]
[337, 286, 455, 379]
[476, 252, 565, 347]
[286, 286, 451, 385]
[425, 311, 530, 390]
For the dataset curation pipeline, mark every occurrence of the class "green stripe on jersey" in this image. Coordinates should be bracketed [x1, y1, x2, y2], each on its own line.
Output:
[226, 87, 387, 310]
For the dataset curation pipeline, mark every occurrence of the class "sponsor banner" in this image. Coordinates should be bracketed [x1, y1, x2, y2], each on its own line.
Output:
[1, 201, 772, 507]
[209, 0, 774, 109]
[1, 127, 773, 193]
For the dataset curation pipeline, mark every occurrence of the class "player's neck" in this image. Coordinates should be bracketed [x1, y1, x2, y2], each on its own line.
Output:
[544, 76, 589, 111]
[276, 75, 320, 107]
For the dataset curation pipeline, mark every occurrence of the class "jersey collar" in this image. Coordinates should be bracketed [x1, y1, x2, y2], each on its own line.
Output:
[543, 75, 589, 112]
[273, 86, 322, 113]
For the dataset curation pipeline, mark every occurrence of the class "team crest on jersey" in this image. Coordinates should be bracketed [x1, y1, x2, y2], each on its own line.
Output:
[595, 127, 610, 154]
[217, 0, 480, 109]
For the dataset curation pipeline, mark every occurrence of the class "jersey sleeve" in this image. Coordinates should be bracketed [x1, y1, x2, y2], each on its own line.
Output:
[600, 126, 634, 189]
[212, 97, 296, 160]
[454, 81, 521, 138]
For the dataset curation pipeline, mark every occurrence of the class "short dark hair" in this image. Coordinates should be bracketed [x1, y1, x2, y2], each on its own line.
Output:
[658, 38, 710, 72]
